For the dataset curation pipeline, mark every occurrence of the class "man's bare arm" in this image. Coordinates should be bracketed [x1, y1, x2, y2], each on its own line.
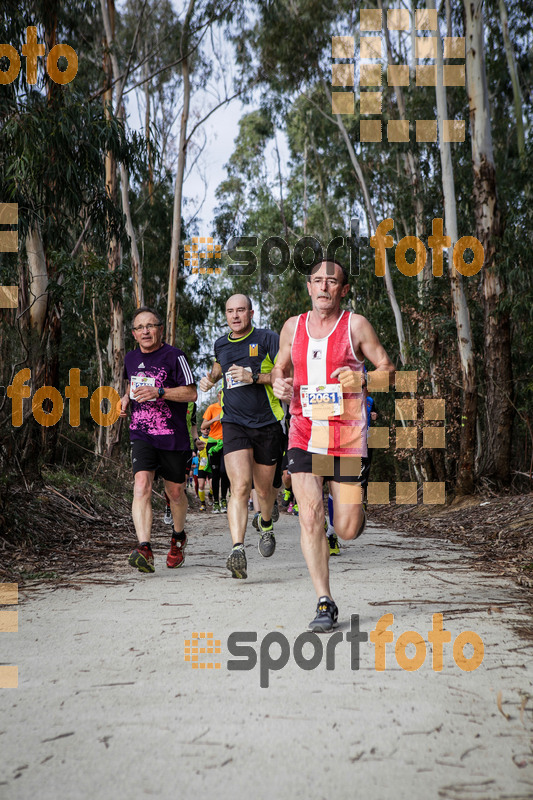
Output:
[272, 317, 297, 401]
[353, 315, 395, 386]
[199, 361, 223, 392]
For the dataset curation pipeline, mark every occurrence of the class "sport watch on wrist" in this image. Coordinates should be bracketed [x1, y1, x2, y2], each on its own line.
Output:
[252, 372, 260, 384]
[158, 387, 165, 398]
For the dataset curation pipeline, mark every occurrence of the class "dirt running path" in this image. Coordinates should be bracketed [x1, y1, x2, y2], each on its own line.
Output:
[1, 513, 532, 799]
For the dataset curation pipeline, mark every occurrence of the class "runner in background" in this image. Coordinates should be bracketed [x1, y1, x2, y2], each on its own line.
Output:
[202, 389, 230, 513]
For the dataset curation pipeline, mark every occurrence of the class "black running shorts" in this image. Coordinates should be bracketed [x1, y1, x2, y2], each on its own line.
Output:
[131, 440, 191, 483]
[287, 447, 368, 483]
[222, 421, 284, 466]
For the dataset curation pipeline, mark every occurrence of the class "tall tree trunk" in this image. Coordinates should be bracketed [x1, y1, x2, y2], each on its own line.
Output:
[434, 11, 477, 494]
[144, 62, 155, 204]
[465, 0, 513, 484]
[102, 0, 125, 458]
[100, 0, 144, 308]
[497, 0, 525, 162]
[167, 0, 196, 346]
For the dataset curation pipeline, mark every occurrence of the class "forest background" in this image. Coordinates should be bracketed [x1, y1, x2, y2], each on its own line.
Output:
[0, 0, 532, 538]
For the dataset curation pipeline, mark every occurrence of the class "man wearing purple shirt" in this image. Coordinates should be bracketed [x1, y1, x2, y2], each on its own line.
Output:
[120, 307, 197, 573]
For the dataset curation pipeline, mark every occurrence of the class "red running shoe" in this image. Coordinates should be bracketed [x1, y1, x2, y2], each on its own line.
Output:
[128, 544, 155, 573]
[166, 534, 187, 568]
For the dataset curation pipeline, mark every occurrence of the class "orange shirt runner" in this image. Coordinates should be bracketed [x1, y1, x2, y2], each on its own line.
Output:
[203, 401, 223, 440]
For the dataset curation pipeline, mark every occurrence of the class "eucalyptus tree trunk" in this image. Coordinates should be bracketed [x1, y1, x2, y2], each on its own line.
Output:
[434, 11, 477, 494]
[102, 0, 125, 457]
[167, 0, 195, 346]
[100, 0, 144, 308]
[497, 0, 525, 162]
[465, 0, 513, 484]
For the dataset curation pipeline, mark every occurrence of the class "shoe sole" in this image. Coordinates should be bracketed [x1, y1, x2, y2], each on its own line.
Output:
[258, 534, 276, 558]
[166, 556, 185, 569]
[226, 551, 247, 579]
[128, 552, 155, 573]
[308, 620, 339, 633]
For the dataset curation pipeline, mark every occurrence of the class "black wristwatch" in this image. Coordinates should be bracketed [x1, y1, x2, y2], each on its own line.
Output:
[158, 386, 165, 398]
[252, 372, 260, 384]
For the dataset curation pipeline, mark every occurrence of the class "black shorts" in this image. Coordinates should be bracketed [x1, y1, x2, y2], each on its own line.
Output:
[287, 447, 367, 483]
[222, 421, 284, 466]
[198, 469, 209, 479]
[131, 440, 191, 484]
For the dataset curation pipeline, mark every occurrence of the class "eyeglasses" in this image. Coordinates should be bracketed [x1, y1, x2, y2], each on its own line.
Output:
[310, 278, 340, 287]
[132, 323, 162, 332]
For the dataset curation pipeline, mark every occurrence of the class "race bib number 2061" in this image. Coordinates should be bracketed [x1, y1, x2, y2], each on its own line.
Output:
[300, 384, 344, 419]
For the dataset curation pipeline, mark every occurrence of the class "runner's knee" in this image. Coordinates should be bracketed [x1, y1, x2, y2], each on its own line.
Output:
[133, 474, 152, 498]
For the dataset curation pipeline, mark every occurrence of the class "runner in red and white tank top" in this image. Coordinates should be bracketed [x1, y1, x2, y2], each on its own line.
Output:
[272, 259, 395, 633]
[289, 310, 367, 458]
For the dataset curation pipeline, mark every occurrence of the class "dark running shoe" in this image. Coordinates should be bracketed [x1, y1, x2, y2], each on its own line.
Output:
[271, 501, 279, 523]
[128, 544, 155, 573]
[308, 596, 339, 632]
[281, 488, 292, 508]
[226, 544, 247, 579]
[166, 533, 187, 569]
[252, 511, 261, 530]
[257, 517, 276, 558]
[328, 532, 341, 556]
